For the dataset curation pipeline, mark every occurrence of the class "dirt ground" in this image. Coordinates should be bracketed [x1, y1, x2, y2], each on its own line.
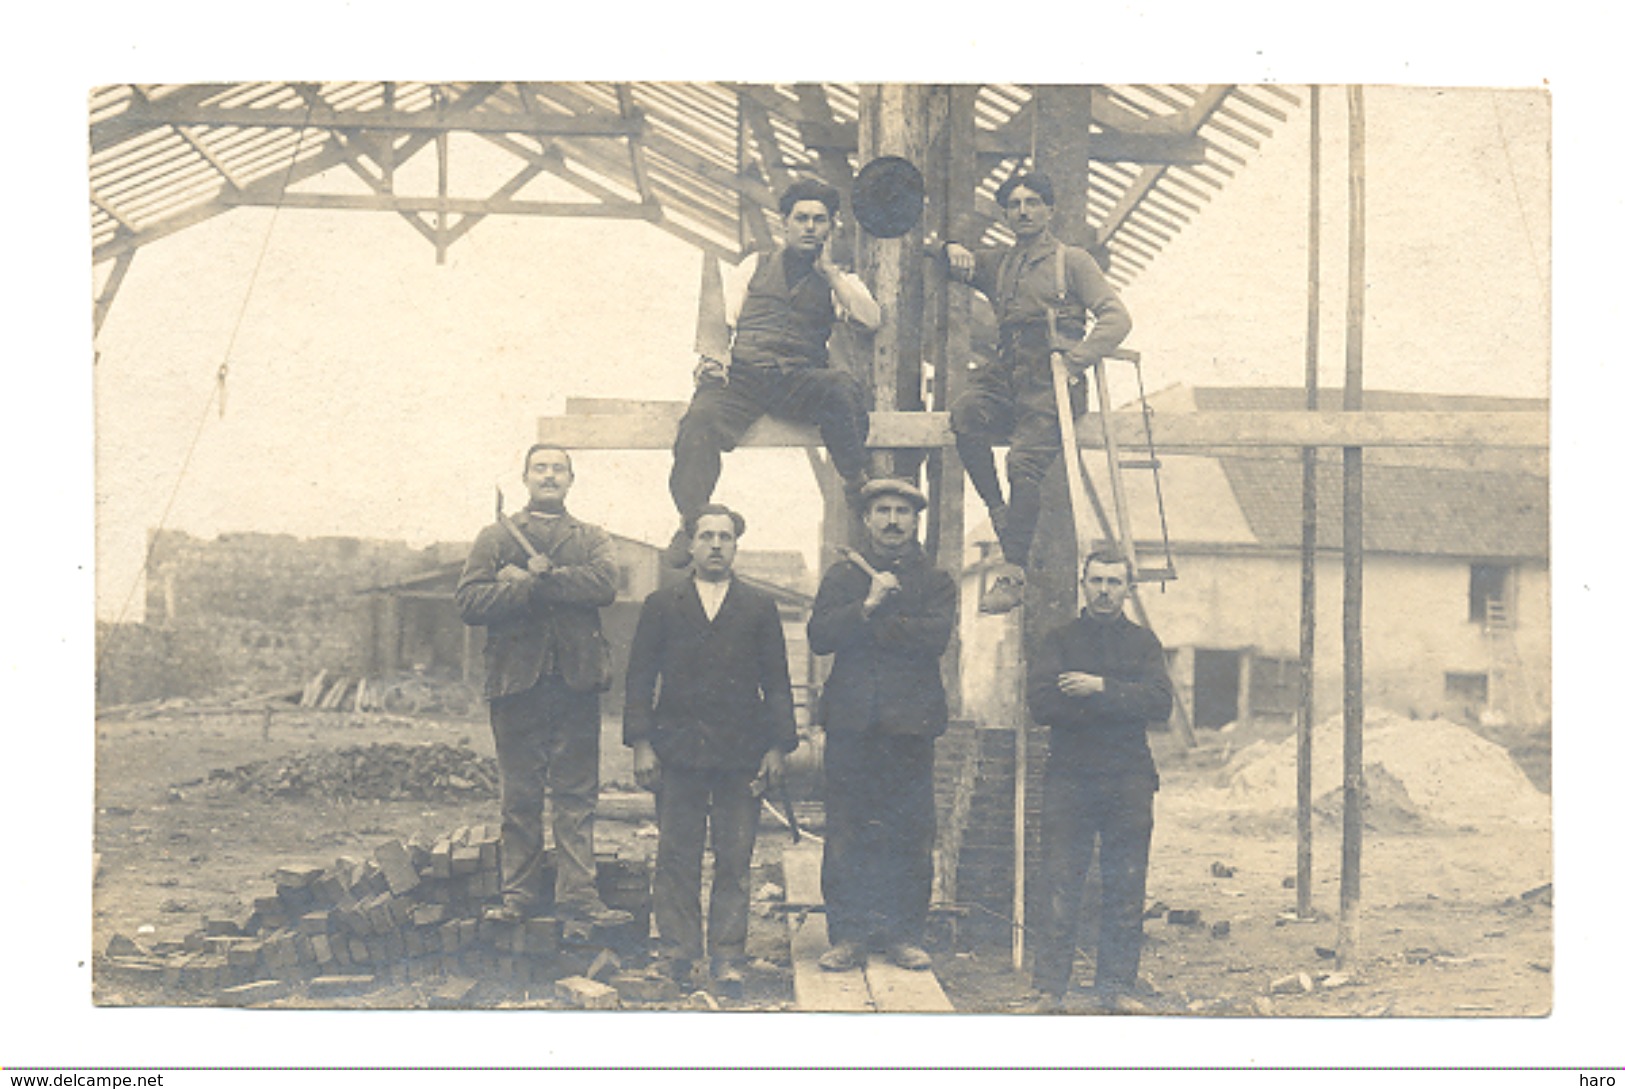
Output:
[91, 706, 1551, 1016]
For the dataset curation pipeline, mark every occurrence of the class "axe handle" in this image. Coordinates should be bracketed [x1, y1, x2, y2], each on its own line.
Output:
[498, 513, 541, 560]
[837, 546, 881, 580]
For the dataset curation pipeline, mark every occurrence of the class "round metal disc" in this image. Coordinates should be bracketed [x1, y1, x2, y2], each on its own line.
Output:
[851, 155, 925, 239]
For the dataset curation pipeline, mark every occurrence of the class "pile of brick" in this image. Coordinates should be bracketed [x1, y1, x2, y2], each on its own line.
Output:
[203, 742, 499, 802]
[98, 826, 652, 1006]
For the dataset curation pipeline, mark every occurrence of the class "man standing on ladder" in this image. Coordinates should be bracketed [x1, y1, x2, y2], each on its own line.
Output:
[940, 171, 1133, 614]
[1025, 549, 1172, 1011]
[665, 177, 882, 567]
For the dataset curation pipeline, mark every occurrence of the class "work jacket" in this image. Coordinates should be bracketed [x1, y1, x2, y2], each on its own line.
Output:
[455, 508, 618, 699]
[622, 578, 799, 771]
[1026, 609, 1173, 780]
[809, 542, 958, 737]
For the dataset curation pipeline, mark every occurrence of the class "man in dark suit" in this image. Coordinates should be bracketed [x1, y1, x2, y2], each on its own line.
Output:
[808, 479, 958, 972]
[456, 445, 632, 930]
[624, 503, 799, 990]
[1026, 549, 1173, 1011]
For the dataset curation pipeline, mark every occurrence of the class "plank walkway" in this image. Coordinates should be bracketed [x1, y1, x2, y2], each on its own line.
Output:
[781, 844, 953, 1013]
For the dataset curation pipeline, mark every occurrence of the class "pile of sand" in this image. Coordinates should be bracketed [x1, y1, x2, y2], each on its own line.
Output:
[1219, 711, 1549, 830]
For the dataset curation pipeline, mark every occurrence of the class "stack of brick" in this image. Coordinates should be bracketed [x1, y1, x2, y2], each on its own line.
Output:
[98, 827, 652, 1002]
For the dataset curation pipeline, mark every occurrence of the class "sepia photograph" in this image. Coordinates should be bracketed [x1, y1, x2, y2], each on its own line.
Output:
[81, 78, 1555, 1027]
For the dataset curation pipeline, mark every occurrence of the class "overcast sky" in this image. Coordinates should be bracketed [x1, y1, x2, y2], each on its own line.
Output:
[90, 85, 1549, 622]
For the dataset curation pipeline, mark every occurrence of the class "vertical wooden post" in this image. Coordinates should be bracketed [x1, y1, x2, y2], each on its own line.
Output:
[1019, 83, 1094, 971]
[1297, 84, 1321, 920]
[857, 84, 929, 480]
[1337, 85, 1367, 969]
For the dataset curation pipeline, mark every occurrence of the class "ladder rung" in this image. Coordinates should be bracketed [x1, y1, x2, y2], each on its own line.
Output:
[1134, 566, 1178, 583]
[1119, 458, 1162, 470]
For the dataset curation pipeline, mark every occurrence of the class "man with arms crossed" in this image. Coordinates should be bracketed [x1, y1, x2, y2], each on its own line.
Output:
[623, 503, 798, 992]
[456, 445, 632, 931]
[1026, 550, 1173, 1011]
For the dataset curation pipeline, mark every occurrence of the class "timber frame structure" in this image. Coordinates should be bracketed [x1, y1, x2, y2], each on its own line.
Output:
[90, 82, 1301, 320]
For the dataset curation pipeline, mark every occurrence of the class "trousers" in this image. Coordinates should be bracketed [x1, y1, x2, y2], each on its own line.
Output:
[652, 765, 762, 963]
[488, 675, 603, 912]
[821, 731, 936, 947]
[670, 365, 870, 517]
[1031, 765, 1157, 996]
[949, 344, 1088, 567]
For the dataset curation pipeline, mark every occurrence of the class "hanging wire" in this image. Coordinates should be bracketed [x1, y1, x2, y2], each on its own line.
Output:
[97, 95, 318, 673]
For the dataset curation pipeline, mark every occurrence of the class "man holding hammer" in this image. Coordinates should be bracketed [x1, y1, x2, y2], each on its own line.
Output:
[456, 444, 632, 930]
[808, 479, 958, 972]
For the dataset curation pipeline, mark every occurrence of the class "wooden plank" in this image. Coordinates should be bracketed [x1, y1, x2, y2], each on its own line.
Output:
[781, 843, 824, 907]
[789, 911, 873, 1012]
[537, 407, 1549, 451]
[221, 191, 658, 219]
[863, 958, 954, 1012]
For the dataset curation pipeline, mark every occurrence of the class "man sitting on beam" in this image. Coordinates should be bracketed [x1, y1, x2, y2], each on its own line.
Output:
[941, 171, 1133, 614]
[664, 177, 882, 567]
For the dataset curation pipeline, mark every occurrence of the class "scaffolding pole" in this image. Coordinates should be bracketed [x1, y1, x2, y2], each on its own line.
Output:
[1337, 85, 1367, 969]
[1296, 85, 1321, 921]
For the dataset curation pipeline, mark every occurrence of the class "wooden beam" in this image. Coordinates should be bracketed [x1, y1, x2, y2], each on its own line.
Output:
[535, 407, 1549, 451]
[92, 249, 135, 336]
[615, 84, 657, 205]
[220, 190, 660, 218]
[737, 92, 796, 193]
[980, 129, 1207, 165]
[100, 100, 643, 137]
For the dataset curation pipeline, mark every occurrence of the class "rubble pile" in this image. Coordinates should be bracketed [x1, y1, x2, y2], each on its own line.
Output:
[98, 826, 652, 1005]
[205, 742, 499, 802]
[1220, 711, 1551, 830]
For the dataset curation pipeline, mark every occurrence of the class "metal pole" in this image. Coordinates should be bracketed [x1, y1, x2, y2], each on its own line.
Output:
[1337, 84, 1367, 968]
[1297, 85, 1321, 920]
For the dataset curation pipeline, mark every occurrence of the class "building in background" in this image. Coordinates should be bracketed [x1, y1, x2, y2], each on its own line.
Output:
[960, 387, 1550, 732]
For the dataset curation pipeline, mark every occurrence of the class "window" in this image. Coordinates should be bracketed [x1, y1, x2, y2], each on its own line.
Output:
[1469, 563, 1511, 625]
[1445, 671, 1489, 707]
[1249, 656, 1303, 716]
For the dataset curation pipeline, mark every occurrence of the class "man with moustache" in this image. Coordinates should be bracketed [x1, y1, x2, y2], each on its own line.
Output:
[456, 445, 632, 930]
[940, 171, 1133, 614]
[1025, 550, 1173, 1011]
[665, 177, 882, 567]
[623, 503, 798, 991]
[808, 479, 958, 972]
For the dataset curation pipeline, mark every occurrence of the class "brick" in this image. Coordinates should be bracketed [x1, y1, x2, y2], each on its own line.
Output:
[427, 976, 479, 1009]
[608, 972, 681, 1004]
[474, 871, 501, 898]
[450, 846, 481, 876]
[219, 979, 289, 1007]
[374, 840, 421, 896]
[202, 917, 243, 938]
[348, 939, 370, 964]
[522, 918, 560, 957]
[226, 941, 262, 969]
[105, 933, 150, 958]
[310, 874, 349, 907]
[311, 934, 335, 965]
[308, 974, 376, 997]
[300, 910, 333, 935]
[440, 920, 461, 954]
[277, 884, 316, 915]
[555, 976, 620, 1009]
[386, 896, 415, 928]
[430, 839, 454, 880]
[404, 928, 425, 958]
[412, 903, 447, 927]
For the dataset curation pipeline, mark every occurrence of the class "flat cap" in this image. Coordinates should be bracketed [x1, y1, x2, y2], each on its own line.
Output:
[860, 477, 928, 511]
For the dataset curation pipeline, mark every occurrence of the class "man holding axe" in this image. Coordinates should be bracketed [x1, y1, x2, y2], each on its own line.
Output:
[456, 445, 632, 930]
[808, 479, 957, 972]
[623, 503, 798, 992]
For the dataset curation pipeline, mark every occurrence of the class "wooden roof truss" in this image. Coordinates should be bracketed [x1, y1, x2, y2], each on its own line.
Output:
[89, 81, 1300, 317]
